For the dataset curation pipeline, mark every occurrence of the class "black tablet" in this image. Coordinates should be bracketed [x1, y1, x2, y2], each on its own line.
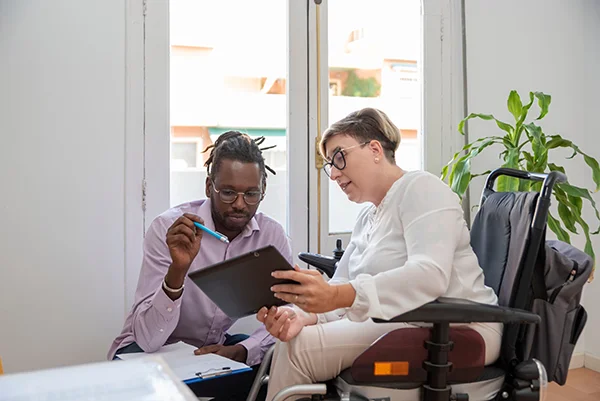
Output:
[187, 245, 297, 318]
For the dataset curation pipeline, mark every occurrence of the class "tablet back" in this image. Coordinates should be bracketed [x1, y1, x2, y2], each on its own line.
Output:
[187, 245, 296, 318]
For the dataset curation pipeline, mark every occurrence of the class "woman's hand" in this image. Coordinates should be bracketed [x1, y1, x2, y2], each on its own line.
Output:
[257, 306, 306, 342]
[270, 266, 356, 314]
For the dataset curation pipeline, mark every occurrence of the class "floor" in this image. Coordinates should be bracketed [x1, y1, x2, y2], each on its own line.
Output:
[547, 368, 600, 400]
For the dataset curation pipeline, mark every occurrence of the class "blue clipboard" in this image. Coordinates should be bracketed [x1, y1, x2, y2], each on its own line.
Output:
[183, 366, 253, 384]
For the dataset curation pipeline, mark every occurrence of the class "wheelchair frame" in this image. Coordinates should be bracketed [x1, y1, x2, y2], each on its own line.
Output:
[248, 168, 567, 401]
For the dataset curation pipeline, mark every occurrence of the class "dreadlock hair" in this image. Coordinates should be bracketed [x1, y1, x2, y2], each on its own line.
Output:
[202, 130, 276, 189]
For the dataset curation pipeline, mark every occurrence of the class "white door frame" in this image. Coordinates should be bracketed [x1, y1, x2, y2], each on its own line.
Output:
[308, 0, 468, 256]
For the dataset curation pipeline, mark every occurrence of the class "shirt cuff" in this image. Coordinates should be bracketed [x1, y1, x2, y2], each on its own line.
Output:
[345, 276, 373, 322]
[151, 284, 183, 321]
[238, 336, 260, 367]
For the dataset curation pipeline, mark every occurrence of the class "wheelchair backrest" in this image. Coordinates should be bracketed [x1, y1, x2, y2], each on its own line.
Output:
[470, 191, 540, 308]
[469, 190, 548, 368]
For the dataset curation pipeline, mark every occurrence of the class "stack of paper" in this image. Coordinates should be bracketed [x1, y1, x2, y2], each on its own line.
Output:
[116, 342, 252, 382]
[0, 356, 198, 401]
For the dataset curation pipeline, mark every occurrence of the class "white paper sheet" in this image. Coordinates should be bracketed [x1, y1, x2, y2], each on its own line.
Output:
[116, 342, 251, 381]
[0, 356, 198, 401]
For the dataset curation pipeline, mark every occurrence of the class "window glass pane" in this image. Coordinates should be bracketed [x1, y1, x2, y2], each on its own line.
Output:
[171, 142, 197, 169]
[169, 0, 288, 230]
[327, 0, 422, 233]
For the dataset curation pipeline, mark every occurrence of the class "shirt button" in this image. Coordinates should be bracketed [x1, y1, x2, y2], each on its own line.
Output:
[159, 329, 164, 333]
[167, 307, 173, 312]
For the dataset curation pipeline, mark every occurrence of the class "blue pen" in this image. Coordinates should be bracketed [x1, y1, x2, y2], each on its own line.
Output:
[194, 222, 230, 244]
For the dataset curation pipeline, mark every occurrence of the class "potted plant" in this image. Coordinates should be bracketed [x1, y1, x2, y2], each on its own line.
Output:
[441, 90, 599, 276]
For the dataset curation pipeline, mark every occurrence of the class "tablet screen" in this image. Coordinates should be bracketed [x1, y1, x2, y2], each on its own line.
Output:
[188, 245, 297, 318]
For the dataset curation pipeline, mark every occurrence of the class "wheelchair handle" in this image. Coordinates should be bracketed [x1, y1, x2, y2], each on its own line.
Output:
[485, 167, 567, 199]
[298, 252, 337, 278]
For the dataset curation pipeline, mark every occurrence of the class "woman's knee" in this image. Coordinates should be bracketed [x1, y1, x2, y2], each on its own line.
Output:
[285, 325, 323, 378]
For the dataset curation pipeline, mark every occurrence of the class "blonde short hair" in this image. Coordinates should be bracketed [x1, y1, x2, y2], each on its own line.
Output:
[319, 108, 401, 162]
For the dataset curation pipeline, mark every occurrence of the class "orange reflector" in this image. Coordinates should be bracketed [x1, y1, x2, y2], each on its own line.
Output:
[373, 361, 409, 376]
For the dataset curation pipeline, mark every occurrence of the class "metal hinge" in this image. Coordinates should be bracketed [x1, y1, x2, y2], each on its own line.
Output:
[142, 179, 147, 212]
[315, 137, 324, 169]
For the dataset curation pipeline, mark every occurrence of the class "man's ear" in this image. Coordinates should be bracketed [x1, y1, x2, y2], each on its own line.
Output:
[261, 178, 267, 199]
[205, 177, 212, 198]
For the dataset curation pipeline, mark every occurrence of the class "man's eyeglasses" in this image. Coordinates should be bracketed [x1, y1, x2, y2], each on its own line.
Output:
[211, 180, 264, 205]
[323, 142, 369, 177]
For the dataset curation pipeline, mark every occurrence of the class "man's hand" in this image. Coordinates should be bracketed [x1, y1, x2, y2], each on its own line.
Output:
[163, 213, 204, 299]
[194, 344, 248, 363]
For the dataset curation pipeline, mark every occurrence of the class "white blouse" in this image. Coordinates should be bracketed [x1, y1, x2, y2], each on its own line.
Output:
[319, 170, 499, 323]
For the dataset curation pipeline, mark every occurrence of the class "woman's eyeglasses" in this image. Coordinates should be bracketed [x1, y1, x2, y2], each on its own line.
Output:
[323, 142, 369, 177]
[211, 180, 264, 205]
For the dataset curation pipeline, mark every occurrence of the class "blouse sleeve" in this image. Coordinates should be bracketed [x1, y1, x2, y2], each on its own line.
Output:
[345, 173, 466, 322]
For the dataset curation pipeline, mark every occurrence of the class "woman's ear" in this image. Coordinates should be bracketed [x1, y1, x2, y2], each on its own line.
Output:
[368, 140, 384, 159]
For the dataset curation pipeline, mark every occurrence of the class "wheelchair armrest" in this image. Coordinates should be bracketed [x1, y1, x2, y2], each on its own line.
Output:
[372, 298, 540, 325]
[297, 252, 337, 278]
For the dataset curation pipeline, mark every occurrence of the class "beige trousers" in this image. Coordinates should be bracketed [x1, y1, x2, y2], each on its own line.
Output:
[266, 319, 503, 401]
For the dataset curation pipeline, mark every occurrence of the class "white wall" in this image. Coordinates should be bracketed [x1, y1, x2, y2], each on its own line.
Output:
[464, 0, 600, 365]
[0, 0, 141, 373]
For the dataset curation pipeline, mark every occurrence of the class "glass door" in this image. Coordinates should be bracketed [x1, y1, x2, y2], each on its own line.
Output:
[311, 0, 466, 256]
[311, 0, 424, 255]
[166, 0, 311, 334]
[169, 0, 289, 226]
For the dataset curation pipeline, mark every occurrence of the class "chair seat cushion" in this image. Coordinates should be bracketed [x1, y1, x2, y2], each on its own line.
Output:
[339, 364, 505, 390]
[350, 327, 488, 384]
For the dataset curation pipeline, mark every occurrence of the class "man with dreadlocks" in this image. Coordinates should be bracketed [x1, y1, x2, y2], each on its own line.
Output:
[108, 131, 291, 399]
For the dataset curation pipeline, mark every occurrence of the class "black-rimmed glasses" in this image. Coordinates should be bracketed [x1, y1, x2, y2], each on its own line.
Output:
[323, 142, 369, 177]
[211, 180, 264, 205]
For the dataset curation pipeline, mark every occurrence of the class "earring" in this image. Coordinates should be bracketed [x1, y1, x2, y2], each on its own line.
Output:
[374, 157, 379, 163]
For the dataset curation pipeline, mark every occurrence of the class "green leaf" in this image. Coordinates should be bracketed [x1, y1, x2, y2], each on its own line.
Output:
[517, 92, 535, 126]
[547, 135, 600, 191]
[569, 194, 583, 214]
[497, 148, 520, 192]
[548, 163, 566, 174]
[558, 183, 600, 235]
[458, 113, 514, 137]
[533, 91, 551, 120]
[557, 202, 578, 233]
[472, 170, 493, 178]
[518, 179, 532, 192]
[448, 139, 498, 197]
[508, 90, 523, 122]
[523, 151, 534, 167]
[546, 135, 572, 149]
[548, 213, 571, 243]
[551, 189, 596, 263]
[523, 123, 548, 172]
[583, 154, 600, 192]
[441, 136, 503, 180]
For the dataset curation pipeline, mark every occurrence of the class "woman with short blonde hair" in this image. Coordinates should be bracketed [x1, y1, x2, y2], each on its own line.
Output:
[257, 107, 502, 401]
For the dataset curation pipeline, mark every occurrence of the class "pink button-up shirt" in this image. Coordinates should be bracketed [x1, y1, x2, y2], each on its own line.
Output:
[107, 199, 292, 366]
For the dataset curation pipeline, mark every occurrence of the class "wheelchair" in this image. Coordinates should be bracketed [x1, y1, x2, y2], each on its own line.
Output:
[247, 168, 572, 401]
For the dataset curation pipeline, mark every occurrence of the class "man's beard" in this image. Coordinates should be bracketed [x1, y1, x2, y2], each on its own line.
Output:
[211, 203, 251, 232]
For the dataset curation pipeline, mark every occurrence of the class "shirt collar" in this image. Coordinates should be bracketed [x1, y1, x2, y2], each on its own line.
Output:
[197, 198, 261, 239]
